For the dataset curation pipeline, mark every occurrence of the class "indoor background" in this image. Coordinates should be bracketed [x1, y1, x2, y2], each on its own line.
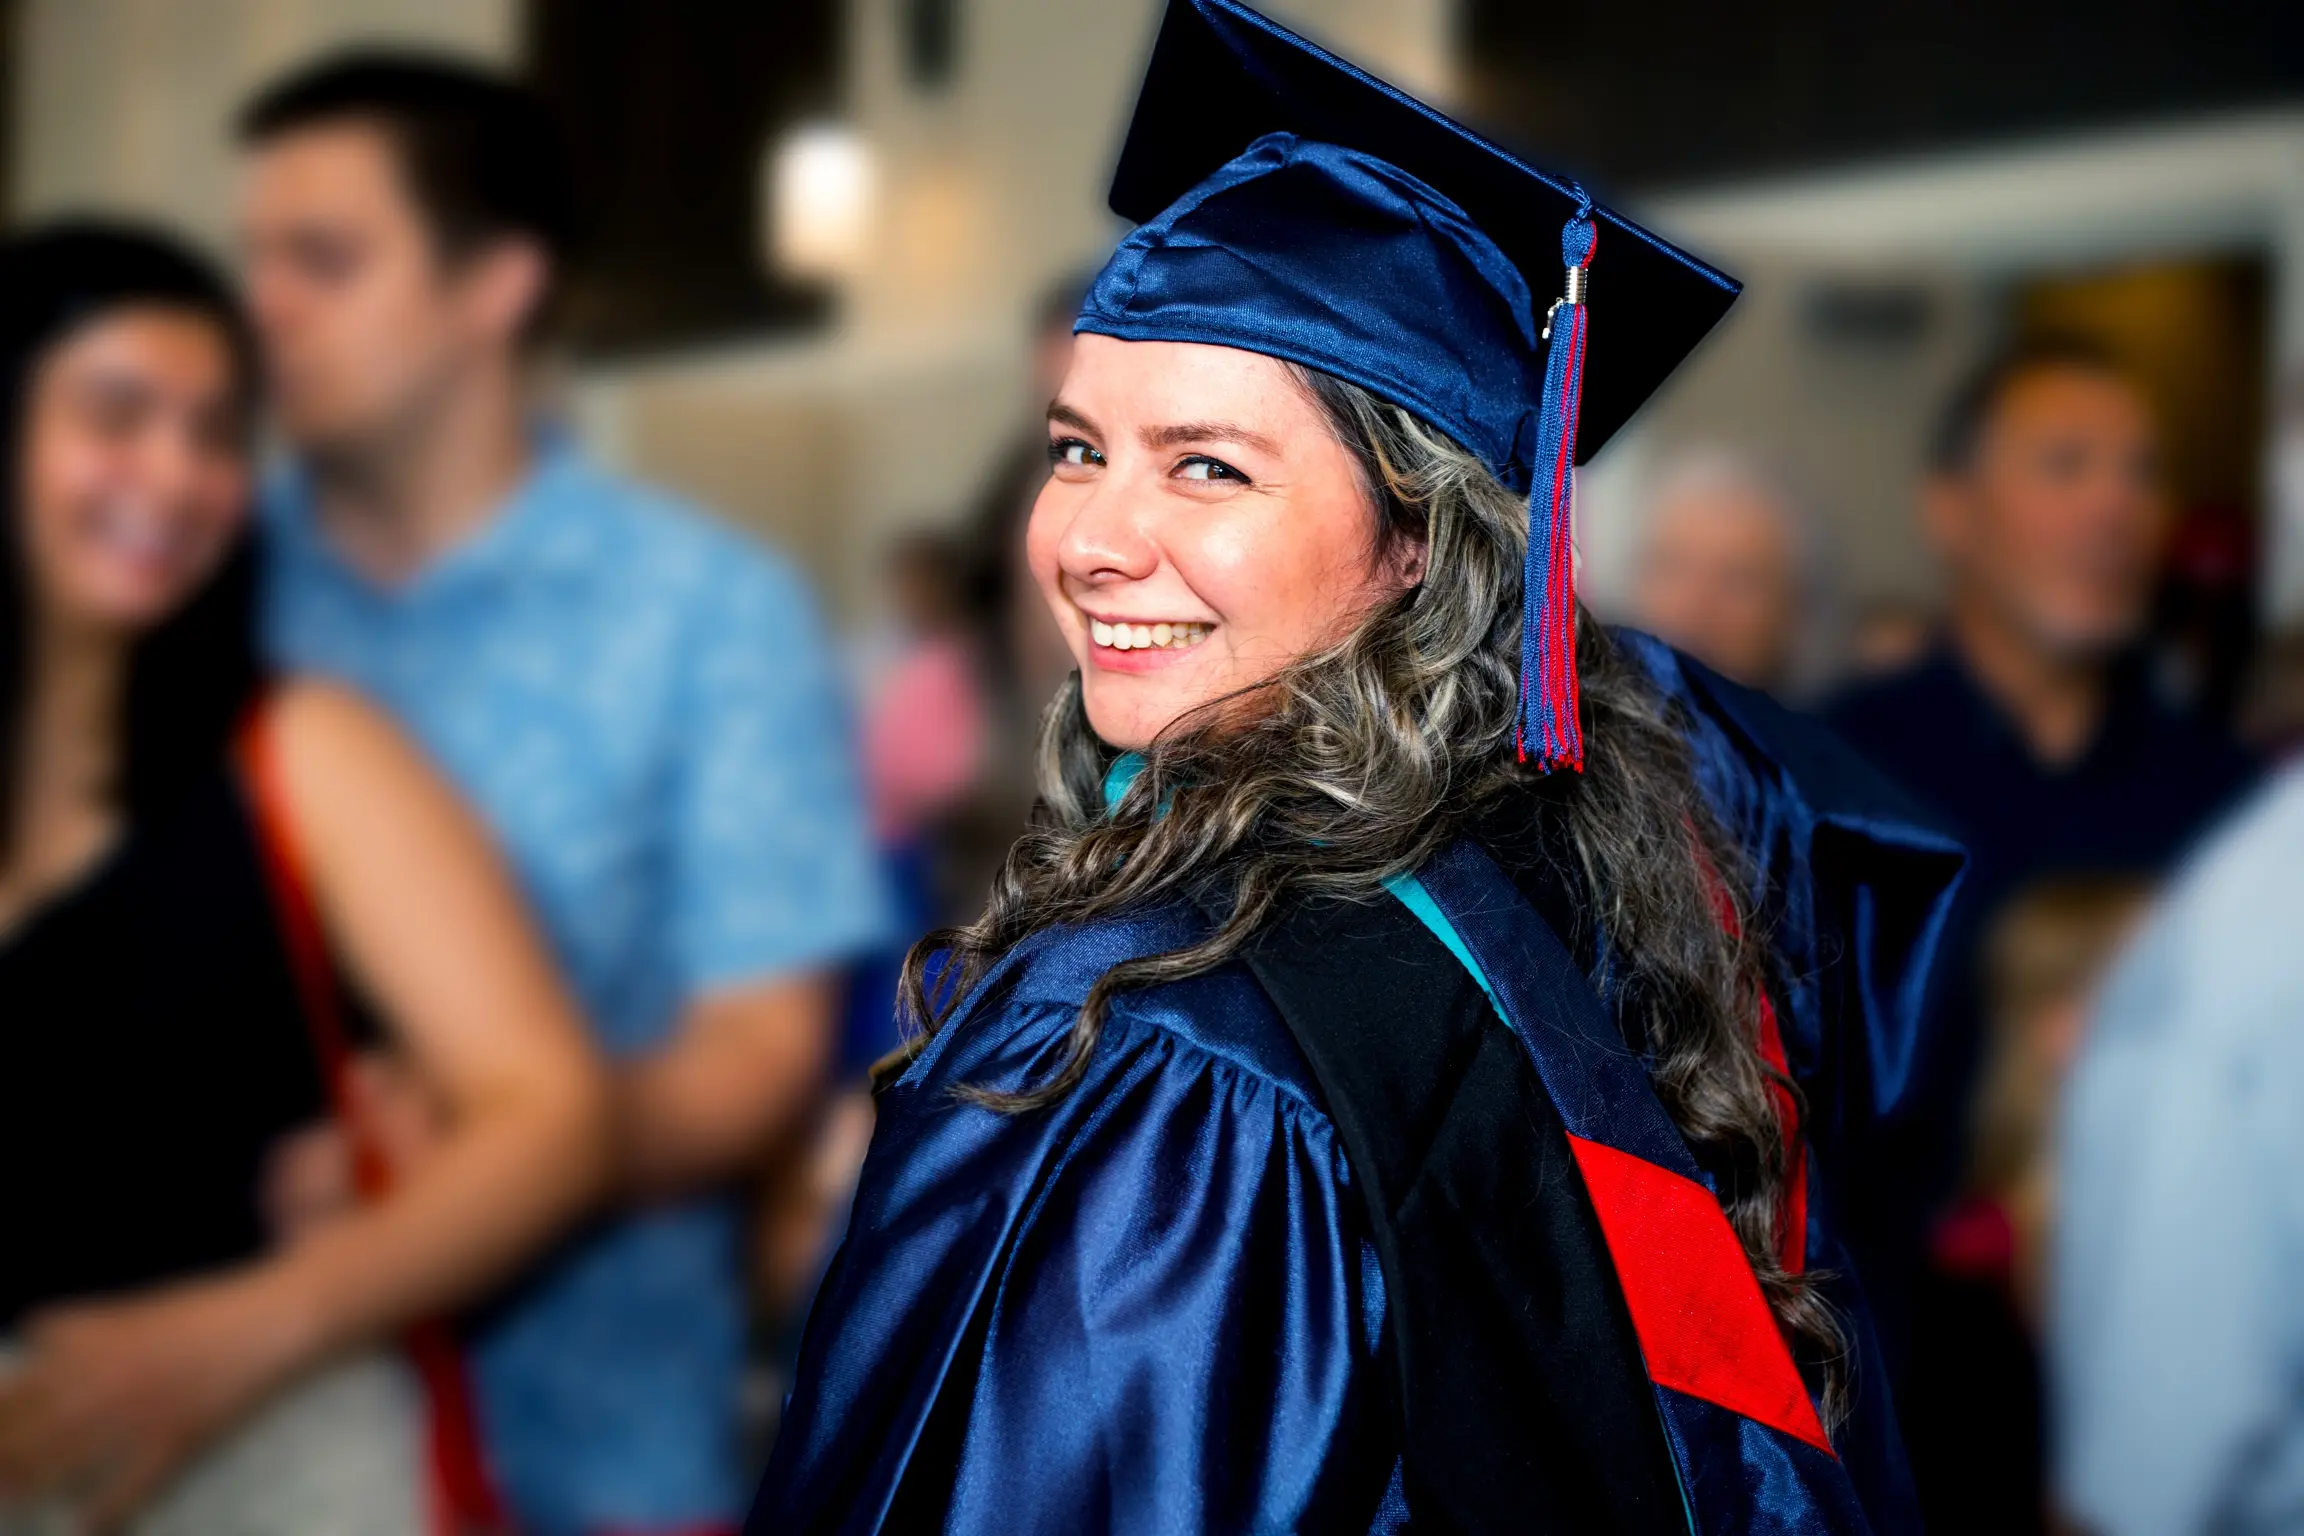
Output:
[10, 0, 2301, 667]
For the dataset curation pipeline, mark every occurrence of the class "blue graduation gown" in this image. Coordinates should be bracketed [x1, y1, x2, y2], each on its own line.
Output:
[750, 637, 1962, 1534]
[757, 904, 1403, 1532]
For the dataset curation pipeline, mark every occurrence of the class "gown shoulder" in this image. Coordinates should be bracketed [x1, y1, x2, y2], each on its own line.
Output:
[749, 904, 1403, 1536]
[901, 901, 1331, 1112]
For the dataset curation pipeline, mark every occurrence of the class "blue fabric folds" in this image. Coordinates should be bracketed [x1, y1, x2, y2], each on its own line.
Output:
[748, 643, 1963, 1534]
[1624, 634, 1967, 1147]
[1079, 132, 1547, 494]
[751, 909, 1404, 1534]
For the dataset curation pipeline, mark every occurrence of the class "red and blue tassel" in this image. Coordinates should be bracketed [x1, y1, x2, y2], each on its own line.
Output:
[1517, 201, 1598, 771]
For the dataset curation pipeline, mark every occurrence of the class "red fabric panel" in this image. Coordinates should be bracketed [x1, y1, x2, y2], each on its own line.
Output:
[1751, 988, 1807, 1275]
[1566, 1133, 1833, 1454]
[1692, 838, 1808, 1276]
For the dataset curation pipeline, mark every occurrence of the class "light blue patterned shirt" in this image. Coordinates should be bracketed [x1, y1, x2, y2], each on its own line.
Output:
[2054, 763, 2304, 1536]
[263, 439, 890, 1535]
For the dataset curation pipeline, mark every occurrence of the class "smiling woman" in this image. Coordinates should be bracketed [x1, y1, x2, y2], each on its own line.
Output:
[1031, 337, 1419, 746]
[746, 4, 1964, 1534]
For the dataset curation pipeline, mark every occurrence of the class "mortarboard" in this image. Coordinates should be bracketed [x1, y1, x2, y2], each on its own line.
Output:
[1076, 0, 1741, 771]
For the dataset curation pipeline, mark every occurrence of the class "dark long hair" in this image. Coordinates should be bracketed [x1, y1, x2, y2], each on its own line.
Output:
[0, 221, 263, 865]
[901, 364, 1849, 1424]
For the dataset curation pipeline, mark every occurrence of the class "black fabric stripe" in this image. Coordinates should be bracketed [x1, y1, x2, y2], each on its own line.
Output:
[1228, 886, 1686, 1533]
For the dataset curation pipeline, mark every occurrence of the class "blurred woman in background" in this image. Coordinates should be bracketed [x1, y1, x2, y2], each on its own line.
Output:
[0, 223, 607, 1533]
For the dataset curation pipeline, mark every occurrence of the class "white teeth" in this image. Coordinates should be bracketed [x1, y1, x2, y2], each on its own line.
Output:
[1086, 617, 1211, 651]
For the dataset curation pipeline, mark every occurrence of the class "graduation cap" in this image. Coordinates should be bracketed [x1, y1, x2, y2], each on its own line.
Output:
[1076, 0, 1741, 771]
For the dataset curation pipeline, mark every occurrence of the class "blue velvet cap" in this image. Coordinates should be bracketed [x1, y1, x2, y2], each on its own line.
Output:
[1078, 0, 1741, 475]
[1081, 131, 1550, 493]
[1077, 0, 1744, 770]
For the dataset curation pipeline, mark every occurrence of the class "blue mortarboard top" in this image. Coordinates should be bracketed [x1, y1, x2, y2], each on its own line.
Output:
[1076, 0, 1742, 770]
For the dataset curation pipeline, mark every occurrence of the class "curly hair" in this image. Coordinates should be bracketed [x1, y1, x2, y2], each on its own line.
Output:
[899, 361, 1849, 1426]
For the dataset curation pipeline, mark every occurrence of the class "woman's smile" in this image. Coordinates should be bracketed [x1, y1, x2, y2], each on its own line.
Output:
[1077, 601, 1215, 672]
[20, 307, 252, 632]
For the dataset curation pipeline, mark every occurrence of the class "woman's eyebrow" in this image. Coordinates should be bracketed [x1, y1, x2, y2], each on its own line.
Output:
[1047, 400, 1101, 436]
[1142, 420, 1281, 455]
[68, 369, 163, 407]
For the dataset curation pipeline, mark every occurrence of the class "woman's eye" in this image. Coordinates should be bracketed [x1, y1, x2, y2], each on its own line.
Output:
[1176, 455, 1249, 484]
[1047, 437, 1103, 469]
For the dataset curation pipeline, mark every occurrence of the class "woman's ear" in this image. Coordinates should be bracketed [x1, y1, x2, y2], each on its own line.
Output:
[1389, 530, 1429, 591]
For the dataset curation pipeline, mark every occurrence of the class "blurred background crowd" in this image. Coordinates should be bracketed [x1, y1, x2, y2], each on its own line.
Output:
[1, 1, 2302, 1533]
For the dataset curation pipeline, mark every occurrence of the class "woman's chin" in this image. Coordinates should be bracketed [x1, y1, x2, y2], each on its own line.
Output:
[49, 574, 198, 637]
[1082, 681, 1199, 755]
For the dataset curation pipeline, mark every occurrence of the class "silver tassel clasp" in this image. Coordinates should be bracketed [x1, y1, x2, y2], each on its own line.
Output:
[1542, 264, 1589, 341]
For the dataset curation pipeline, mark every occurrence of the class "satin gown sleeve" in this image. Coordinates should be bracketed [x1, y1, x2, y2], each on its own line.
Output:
[747, 950, 1400, 1535]
[1619, 629, 1966, 1130]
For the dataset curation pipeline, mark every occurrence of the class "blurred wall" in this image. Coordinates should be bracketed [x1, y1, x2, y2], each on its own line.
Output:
[573, 0, 1457, 622]
[10, 0, 515, 248]
[1576, 261, 1992, 628]
[1583, 109, 2304, 628]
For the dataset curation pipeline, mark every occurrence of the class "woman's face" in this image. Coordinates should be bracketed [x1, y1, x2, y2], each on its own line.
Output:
[1028, 335, 1418, 750]
[18, 306, 250, 638]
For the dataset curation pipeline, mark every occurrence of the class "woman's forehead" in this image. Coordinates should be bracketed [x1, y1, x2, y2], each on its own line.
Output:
[43, 304, 236, 382]
[1058, 334, 1312, 427]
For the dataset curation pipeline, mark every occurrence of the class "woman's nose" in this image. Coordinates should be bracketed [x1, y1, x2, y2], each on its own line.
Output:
[1056, 478, 1160, 587]
[138, 420, 207, 505]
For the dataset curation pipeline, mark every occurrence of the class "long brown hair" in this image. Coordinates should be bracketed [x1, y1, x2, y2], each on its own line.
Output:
[900, 362, 1849, 1423]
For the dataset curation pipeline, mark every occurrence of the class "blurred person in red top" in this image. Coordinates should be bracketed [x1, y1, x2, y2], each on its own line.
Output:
[755, 533, 991, 1334]
[861, 532, 989, 855]
[838, 530, 989, 1071]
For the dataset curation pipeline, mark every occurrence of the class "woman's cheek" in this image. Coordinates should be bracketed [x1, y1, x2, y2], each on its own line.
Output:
[1223, 539, 1350, 658]
[1022, 496, 1074, 633]
[200, 488, 252, 552]
[1170, 517, 1264, 629]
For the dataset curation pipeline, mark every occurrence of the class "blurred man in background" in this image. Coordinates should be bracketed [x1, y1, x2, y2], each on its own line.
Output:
[238, 53, 887, 1536]
[1831, 336, 2251, 898]
[1628, 447, 1815, 695]
[1826, 336, 2254, 1376]
[2054, 762, 2304, 1536]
